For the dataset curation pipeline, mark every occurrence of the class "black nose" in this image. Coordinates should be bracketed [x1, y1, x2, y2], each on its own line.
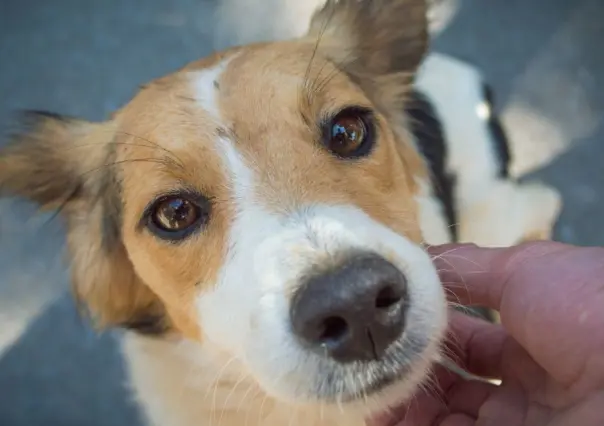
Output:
[290, 252, 408, 363]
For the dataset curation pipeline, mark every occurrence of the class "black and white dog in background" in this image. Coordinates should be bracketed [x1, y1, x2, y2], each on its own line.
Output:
[212, 0, 562, 282]
[409, 52, 558, 247]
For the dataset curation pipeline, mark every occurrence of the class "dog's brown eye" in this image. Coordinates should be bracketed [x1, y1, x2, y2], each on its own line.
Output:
[153, 197, 198, 230]
[324, 108, 375, 158]
[145, 193, 211, 241]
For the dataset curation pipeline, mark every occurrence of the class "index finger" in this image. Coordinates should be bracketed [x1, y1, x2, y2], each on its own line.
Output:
[428, 241, 570, 310]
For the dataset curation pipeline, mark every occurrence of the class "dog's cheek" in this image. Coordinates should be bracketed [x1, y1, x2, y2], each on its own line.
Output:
[195, 273, 257, 353]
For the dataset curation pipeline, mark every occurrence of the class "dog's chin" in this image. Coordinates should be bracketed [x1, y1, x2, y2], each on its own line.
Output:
[328, 360, 433, 405]
[325, 368, 408, 404]
[274, 332, 441, 413]
[329, 351, 439, 423]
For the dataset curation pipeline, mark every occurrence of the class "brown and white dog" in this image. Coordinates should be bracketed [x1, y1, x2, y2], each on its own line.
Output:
[0, 1, 561, 425]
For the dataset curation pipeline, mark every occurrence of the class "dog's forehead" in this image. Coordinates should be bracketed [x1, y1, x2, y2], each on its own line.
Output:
[195, 43, 369, 128]
[118, 42, 366, 151]
[115, 43, 370, 167]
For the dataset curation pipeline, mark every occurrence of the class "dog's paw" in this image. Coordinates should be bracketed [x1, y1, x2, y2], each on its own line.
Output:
[516, 181, 562, 242]
[458, 179, 562, 247]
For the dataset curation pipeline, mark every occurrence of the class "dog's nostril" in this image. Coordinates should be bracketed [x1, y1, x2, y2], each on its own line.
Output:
[319, 316, 349, 343]
[375, 284, 403, 309]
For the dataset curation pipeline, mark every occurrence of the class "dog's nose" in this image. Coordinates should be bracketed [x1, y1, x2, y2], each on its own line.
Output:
[290, 252, 408, 363]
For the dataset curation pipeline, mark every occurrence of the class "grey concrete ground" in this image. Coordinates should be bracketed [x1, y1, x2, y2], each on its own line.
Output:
[0, 0, 602, 424]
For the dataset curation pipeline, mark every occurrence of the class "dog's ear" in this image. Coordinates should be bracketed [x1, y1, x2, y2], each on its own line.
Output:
[308, 0, 429, 76]
[0, 111, 168, 334]
[307, 0, 429, 109]
[0, 111, 106, 209]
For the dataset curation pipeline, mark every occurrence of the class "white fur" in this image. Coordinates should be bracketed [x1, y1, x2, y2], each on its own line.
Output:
[457, 180, 561, 247]
[122, 333, 364, 426]
[415, 178, 453, 245]
[191, 57, 234, 122]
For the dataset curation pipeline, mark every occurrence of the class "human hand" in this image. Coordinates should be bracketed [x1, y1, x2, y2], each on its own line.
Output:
[369, 241, 604, 426]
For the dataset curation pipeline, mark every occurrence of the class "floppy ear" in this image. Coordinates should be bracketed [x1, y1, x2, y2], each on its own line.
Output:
[307, 0, 429, 110]
[0, 111, 105, 209]
[0, 111, 167, 334]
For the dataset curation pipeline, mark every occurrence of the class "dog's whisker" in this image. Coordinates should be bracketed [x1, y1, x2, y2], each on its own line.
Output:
[203, 355, 238, 407]
[236, 380, 258, 417]
[423, 366, 447, 407]
[432, 255, 472, 303]
[256, 392, 270, 426]
[429, 245, 476, 260]
[218, 368, 251, 426]
[441, 253, 486, 270]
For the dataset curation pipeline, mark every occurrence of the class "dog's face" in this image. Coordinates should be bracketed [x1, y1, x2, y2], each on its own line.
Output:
[0, 0, 446, 411]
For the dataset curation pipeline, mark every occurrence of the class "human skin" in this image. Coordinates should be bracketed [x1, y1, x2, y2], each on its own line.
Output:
[369, 241, 604, 426]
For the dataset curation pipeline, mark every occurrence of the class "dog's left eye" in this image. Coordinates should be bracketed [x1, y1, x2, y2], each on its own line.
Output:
[144, 193, 211, 241]
[323, 108, 375, 158]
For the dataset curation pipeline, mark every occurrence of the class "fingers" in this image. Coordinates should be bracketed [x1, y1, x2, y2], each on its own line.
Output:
[445, 311, 506, 379]
[431, 241, 604, 387]
[385, 376, 499, 426]
[428, 241, 570, 311]
[436, 414, 475, 426]
[446, 381, 493, 420]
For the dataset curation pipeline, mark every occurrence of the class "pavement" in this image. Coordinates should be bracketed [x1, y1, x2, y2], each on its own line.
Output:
[0, 0, 602, 424]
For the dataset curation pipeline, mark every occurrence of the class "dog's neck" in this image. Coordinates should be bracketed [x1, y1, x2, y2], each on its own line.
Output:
[121, 332, 368, 426]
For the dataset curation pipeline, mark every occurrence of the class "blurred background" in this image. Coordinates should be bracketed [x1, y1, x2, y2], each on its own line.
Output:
[0, 0, 602, 424]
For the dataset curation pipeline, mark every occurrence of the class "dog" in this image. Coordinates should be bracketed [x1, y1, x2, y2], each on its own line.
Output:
[0, 1, 561, 425]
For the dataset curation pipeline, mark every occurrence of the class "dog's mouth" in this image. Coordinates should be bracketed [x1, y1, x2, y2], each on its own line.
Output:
[307, 326, 436, 403]
[335, 367, 407, 403]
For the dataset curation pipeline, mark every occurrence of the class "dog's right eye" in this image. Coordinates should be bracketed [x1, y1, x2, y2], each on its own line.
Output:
[144, 192, 211, 241]
[321, 107, 376, 159]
